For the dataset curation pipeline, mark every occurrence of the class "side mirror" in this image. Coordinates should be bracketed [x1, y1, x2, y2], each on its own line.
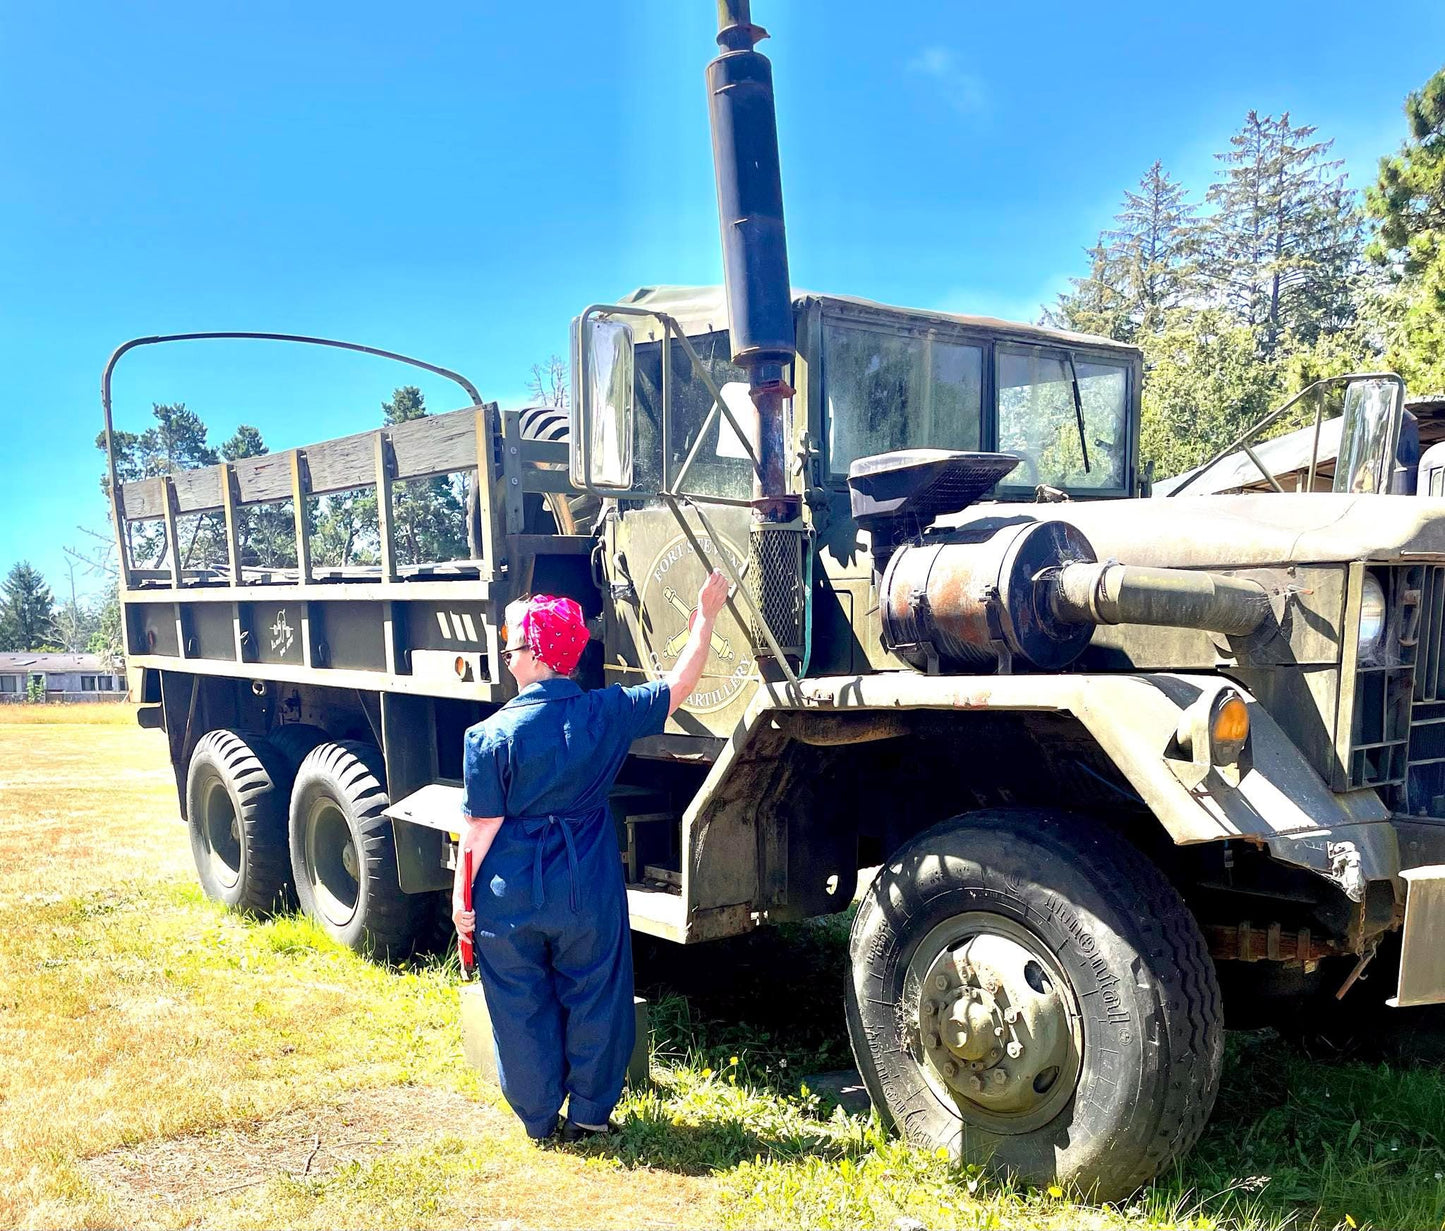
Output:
[1334, 376, 1405, 495]
[570, 313, 635, 493]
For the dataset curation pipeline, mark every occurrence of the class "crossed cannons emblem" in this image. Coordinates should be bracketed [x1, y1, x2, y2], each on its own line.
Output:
[661, 587, 733, 661]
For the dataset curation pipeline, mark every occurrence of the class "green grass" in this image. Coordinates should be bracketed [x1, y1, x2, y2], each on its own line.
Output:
[6, 712, 1445, 1228]
[620, 918, 1445, 1230]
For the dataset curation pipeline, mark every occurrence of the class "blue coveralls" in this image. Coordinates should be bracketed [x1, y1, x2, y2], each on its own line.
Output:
[462, 675, 670, 1137]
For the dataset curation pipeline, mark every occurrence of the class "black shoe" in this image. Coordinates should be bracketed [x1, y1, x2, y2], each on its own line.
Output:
[559, 1116, 616, 1143]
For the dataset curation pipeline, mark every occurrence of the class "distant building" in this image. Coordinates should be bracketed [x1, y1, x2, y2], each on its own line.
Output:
[0, 653, 126, 703]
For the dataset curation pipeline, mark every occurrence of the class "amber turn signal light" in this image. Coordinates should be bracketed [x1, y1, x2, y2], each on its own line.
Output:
[1209, 693, 1249, 764]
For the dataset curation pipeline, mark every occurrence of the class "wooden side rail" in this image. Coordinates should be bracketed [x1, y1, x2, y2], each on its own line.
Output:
[117, 404, 572, 523]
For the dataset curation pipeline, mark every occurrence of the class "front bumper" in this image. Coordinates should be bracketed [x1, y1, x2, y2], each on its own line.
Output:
[1393, 865, 1445, 1007]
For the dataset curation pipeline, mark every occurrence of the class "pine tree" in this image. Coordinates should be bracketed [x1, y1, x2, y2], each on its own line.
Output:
[1108, 162, 1201, 335]
[1047, 239, 1133, 339]
[0, 563, 57, 652]
[220, 424, 297, 569]
[1047, 163, 1198, 341]
[1203, 111, 1362, 351]
[383, 387, 467, 565]
[1367, 65, 1445, 394]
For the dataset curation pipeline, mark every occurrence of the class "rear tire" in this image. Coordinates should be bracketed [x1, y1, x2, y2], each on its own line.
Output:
[288, 740, 423, 959]
[186, 729, 295, 914]
[845, 808, 1223, 1202]
[267, 723, 328, 774]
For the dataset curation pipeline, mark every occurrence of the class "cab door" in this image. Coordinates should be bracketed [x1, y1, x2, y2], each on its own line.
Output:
[573, 311, 766, 739]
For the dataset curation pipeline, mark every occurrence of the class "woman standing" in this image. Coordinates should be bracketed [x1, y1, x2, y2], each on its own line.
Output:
[453, 570, 729, 1141]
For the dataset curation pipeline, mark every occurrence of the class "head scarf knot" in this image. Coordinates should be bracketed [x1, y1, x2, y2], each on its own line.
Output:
[518, 594, 588, 675]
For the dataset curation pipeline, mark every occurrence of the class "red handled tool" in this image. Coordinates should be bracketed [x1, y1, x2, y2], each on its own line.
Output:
[460, 846, 475, 978]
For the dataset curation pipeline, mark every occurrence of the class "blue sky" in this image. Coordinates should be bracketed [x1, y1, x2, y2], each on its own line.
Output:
[3, 0, 1443, 596]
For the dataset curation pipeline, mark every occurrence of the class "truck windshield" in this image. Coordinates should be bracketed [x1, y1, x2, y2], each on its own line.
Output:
[825, 320, 983, 477]
[997, 347, 1128, 492]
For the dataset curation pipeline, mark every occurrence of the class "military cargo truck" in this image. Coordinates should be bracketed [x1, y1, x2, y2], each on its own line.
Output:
[103, 0, 1445, 1201]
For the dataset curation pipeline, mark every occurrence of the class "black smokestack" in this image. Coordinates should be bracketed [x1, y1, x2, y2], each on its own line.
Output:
[708, 0, 796, 519]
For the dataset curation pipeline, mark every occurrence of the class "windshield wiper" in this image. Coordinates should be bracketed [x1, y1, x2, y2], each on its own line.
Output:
[1064, 352, 1091, 474]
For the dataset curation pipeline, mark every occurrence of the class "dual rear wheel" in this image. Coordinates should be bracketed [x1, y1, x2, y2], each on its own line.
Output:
[185, 728, 426, 958]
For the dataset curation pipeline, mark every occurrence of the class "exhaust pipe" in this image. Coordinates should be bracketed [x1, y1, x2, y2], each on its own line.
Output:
[708, 0, 795, 520]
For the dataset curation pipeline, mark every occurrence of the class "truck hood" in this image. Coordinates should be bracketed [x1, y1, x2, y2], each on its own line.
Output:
[945, 493, 1445, 568]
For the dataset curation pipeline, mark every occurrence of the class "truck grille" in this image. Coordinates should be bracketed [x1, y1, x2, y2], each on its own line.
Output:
[1348, 564, 1417, 791]
[1408, 565, 1445, 811]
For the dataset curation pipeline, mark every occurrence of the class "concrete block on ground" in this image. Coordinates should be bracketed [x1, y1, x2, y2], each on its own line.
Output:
[460, 984, 650, 1089]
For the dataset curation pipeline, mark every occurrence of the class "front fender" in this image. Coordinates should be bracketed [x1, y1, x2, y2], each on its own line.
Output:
[779, 671, 1398, 897]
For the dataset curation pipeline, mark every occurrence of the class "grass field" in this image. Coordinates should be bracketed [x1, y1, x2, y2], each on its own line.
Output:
[4, 704, 1445, 1228]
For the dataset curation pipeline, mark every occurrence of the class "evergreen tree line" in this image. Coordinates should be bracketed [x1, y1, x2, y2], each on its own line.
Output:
[1047, 66, 1445, 480]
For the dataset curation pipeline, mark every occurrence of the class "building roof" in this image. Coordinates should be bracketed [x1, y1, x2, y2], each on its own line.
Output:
[0, 652, 115, 672]
[1158, 387, 1445, 496]
[1154, 417, 1346, 496]
[617, 285, 1141, 355]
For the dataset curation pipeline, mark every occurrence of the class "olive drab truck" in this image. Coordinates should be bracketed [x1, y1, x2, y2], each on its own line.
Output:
[105, 0, 1445, 1201]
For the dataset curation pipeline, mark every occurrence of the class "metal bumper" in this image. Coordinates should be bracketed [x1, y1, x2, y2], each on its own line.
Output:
[1393, 865, 1445, 1007]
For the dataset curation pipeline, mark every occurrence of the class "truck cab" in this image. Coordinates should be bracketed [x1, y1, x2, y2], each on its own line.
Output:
[580, 285, 1144, 733]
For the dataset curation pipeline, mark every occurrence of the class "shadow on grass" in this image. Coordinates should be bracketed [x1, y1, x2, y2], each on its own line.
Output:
[624, 915, 1445, 1227]
[559, 1102, 864, 1176]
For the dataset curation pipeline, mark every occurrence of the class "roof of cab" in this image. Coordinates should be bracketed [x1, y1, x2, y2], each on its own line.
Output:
[616, 285, 1140, 356]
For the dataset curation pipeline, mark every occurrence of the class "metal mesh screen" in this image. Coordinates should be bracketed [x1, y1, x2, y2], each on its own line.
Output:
[748, 524, 807, 659]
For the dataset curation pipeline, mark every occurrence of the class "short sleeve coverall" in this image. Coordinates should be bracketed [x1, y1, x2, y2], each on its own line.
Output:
[462, 675, 670, 1137]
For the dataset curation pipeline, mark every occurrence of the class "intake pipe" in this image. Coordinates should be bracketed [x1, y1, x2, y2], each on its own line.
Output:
[708, 0, 796, 520]
[880, 524, 1272, 673]
[1049, 562, 1271, 638]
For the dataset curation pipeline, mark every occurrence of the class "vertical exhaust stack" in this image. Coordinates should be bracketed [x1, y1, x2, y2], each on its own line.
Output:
[708, 0, 796, 523]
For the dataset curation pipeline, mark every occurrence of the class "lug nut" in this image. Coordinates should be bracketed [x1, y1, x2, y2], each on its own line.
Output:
[926, 1032, 941, 1049]
[968, 1074, 984, 1093]
[994, 1026, 1004, 1037]
[934, 974, 949, 991]
[1006, 1041, 1023, 1059]
[1004, 1007, 1019, 1024]
[991, 1068, 1007, 1086]
[922, 999, 937, 1016]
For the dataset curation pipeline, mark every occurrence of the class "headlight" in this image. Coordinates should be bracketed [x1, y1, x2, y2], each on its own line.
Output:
[1358, 574, 1386, 659]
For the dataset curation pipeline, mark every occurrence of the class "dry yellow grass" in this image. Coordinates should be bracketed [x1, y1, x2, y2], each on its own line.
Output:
[0, 708, 715, 1229]
[0, 701, 137, 724]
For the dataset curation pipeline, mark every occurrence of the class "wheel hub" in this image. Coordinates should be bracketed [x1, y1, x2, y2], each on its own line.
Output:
[917, 927, 1079, 1122]
[304, 797, 360, 927]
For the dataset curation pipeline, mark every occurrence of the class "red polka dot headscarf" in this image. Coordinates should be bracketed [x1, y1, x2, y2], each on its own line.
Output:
[504, 594, 588, 675]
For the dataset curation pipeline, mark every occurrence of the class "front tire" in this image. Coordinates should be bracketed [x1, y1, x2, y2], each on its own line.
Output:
[186, 729, 295, 914]
[845, 809, 1222, 1201]
[289, 741, 423, 959]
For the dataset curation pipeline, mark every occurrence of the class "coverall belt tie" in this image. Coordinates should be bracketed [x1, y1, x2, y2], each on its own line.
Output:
[520, 813, 582, 913]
